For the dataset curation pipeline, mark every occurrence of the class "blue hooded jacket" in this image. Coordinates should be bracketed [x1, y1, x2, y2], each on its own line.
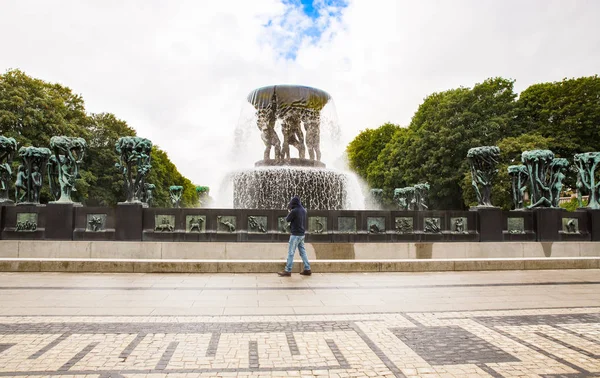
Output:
[285, 196, 306, 236]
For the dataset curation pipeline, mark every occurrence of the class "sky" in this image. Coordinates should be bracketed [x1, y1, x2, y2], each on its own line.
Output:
[1, 0, 600, 202]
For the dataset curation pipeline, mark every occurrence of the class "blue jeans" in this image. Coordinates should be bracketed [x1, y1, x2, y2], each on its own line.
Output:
[285, 235, 311, 272]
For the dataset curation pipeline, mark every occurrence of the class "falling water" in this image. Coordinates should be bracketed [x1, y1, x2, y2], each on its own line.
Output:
[232, 167, 348, 210]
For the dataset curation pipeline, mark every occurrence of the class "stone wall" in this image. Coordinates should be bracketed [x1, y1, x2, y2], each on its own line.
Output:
[1, 203, 599, 242]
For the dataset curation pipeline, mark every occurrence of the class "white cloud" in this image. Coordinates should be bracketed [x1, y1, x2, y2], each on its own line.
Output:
[1, 0, 599, 205]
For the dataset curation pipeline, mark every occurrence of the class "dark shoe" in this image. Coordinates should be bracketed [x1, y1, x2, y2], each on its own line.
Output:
[277, 271, 292, 277]
[299, 270, 312, 276]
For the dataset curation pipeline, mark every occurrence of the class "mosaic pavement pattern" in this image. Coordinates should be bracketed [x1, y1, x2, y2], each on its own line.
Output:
[0, 308, 598, 377]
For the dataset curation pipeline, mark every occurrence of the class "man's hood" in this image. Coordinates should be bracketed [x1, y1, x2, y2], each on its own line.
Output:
[288, 196, 302, 209]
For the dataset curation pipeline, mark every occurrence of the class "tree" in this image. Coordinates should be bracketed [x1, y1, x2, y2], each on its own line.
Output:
[84, 113, 136, 206]
[345, 123, 399, 180]
[365, 127, 411, 201]
[0, 69, 89, 147]
[517, 76, 600, 157]
[0, 69, 92, 203]
[0, 69, 197, 206]
[396, 77, 519, 209]
[146, 147, 197, 208]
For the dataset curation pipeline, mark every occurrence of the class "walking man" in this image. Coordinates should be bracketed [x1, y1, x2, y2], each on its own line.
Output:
[278, 196, 311, 276]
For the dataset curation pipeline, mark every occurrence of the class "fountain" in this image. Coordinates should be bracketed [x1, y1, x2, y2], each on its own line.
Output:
[0, 125, 596, 244]
[232, 85, 353, 210]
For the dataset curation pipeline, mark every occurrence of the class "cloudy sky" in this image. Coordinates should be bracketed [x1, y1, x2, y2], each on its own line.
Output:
[2, 0, 600, 201]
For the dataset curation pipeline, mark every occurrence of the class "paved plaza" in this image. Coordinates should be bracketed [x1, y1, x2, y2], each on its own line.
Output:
[0, 270, 598, 377]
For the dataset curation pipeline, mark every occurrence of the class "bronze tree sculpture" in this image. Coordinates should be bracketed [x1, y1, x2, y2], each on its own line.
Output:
[115, 137, 152, 203]
[169, 185, 183, 208]
[414, 183, 430, 211]
[141, 183, 155, 206]
[574, 152, 600, 209]
[467, 146, 500, 207]
[507, 165, 529, 210]
[393, 187, 415, 210]
[549, 158, 569, 207]
[15, 146, 51, 204]
[48, 136, 87, 203]
[521, 149, 555, 208]
[0, 136, 17, 203]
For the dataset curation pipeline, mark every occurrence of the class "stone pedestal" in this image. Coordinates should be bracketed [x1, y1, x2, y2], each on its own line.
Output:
[585, 208, 600, 241]
[0, 202, 11, 240]
[46, 203, 75, 240]
[472, 207, 502, 242]
[73, 206, 116, 241]
[2, 204, 46, 240]
[533, 207, 562, 242]
[116, 202, 144, 241]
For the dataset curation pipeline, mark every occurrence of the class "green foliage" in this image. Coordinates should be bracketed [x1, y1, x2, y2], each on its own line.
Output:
[365, 127, 411, 203]
[368, 77, 518, 209]
[0, 69, 196, 206]
[517, 76, 600, 156]
[345, 123, 399, 180]
[146, 147, 197, 208]
[84, 113, 136, 206]
[559, 197, 588, 212]
[0, 69, 89, 146]
[516, 76, 600, 192]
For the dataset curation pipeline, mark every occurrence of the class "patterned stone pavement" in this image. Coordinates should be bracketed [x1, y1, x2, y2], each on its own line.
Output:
[0, 270, 599, 377]
[0, 308, 598, 377]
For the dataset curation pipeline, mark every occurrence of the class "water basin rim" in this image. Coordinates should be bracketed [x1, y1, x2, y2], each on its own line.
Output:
[246, 85, 331, 110]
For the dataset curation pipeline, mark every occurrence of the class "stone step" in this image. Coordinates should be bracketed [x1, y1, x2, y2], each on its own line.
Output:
[0, 257, 598, 273]
[1, 241, 600, 260]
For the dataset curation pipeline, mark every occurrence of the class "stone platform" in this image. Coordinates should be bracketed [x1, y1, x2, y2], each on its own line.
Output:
[0, 240, 599, 273]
